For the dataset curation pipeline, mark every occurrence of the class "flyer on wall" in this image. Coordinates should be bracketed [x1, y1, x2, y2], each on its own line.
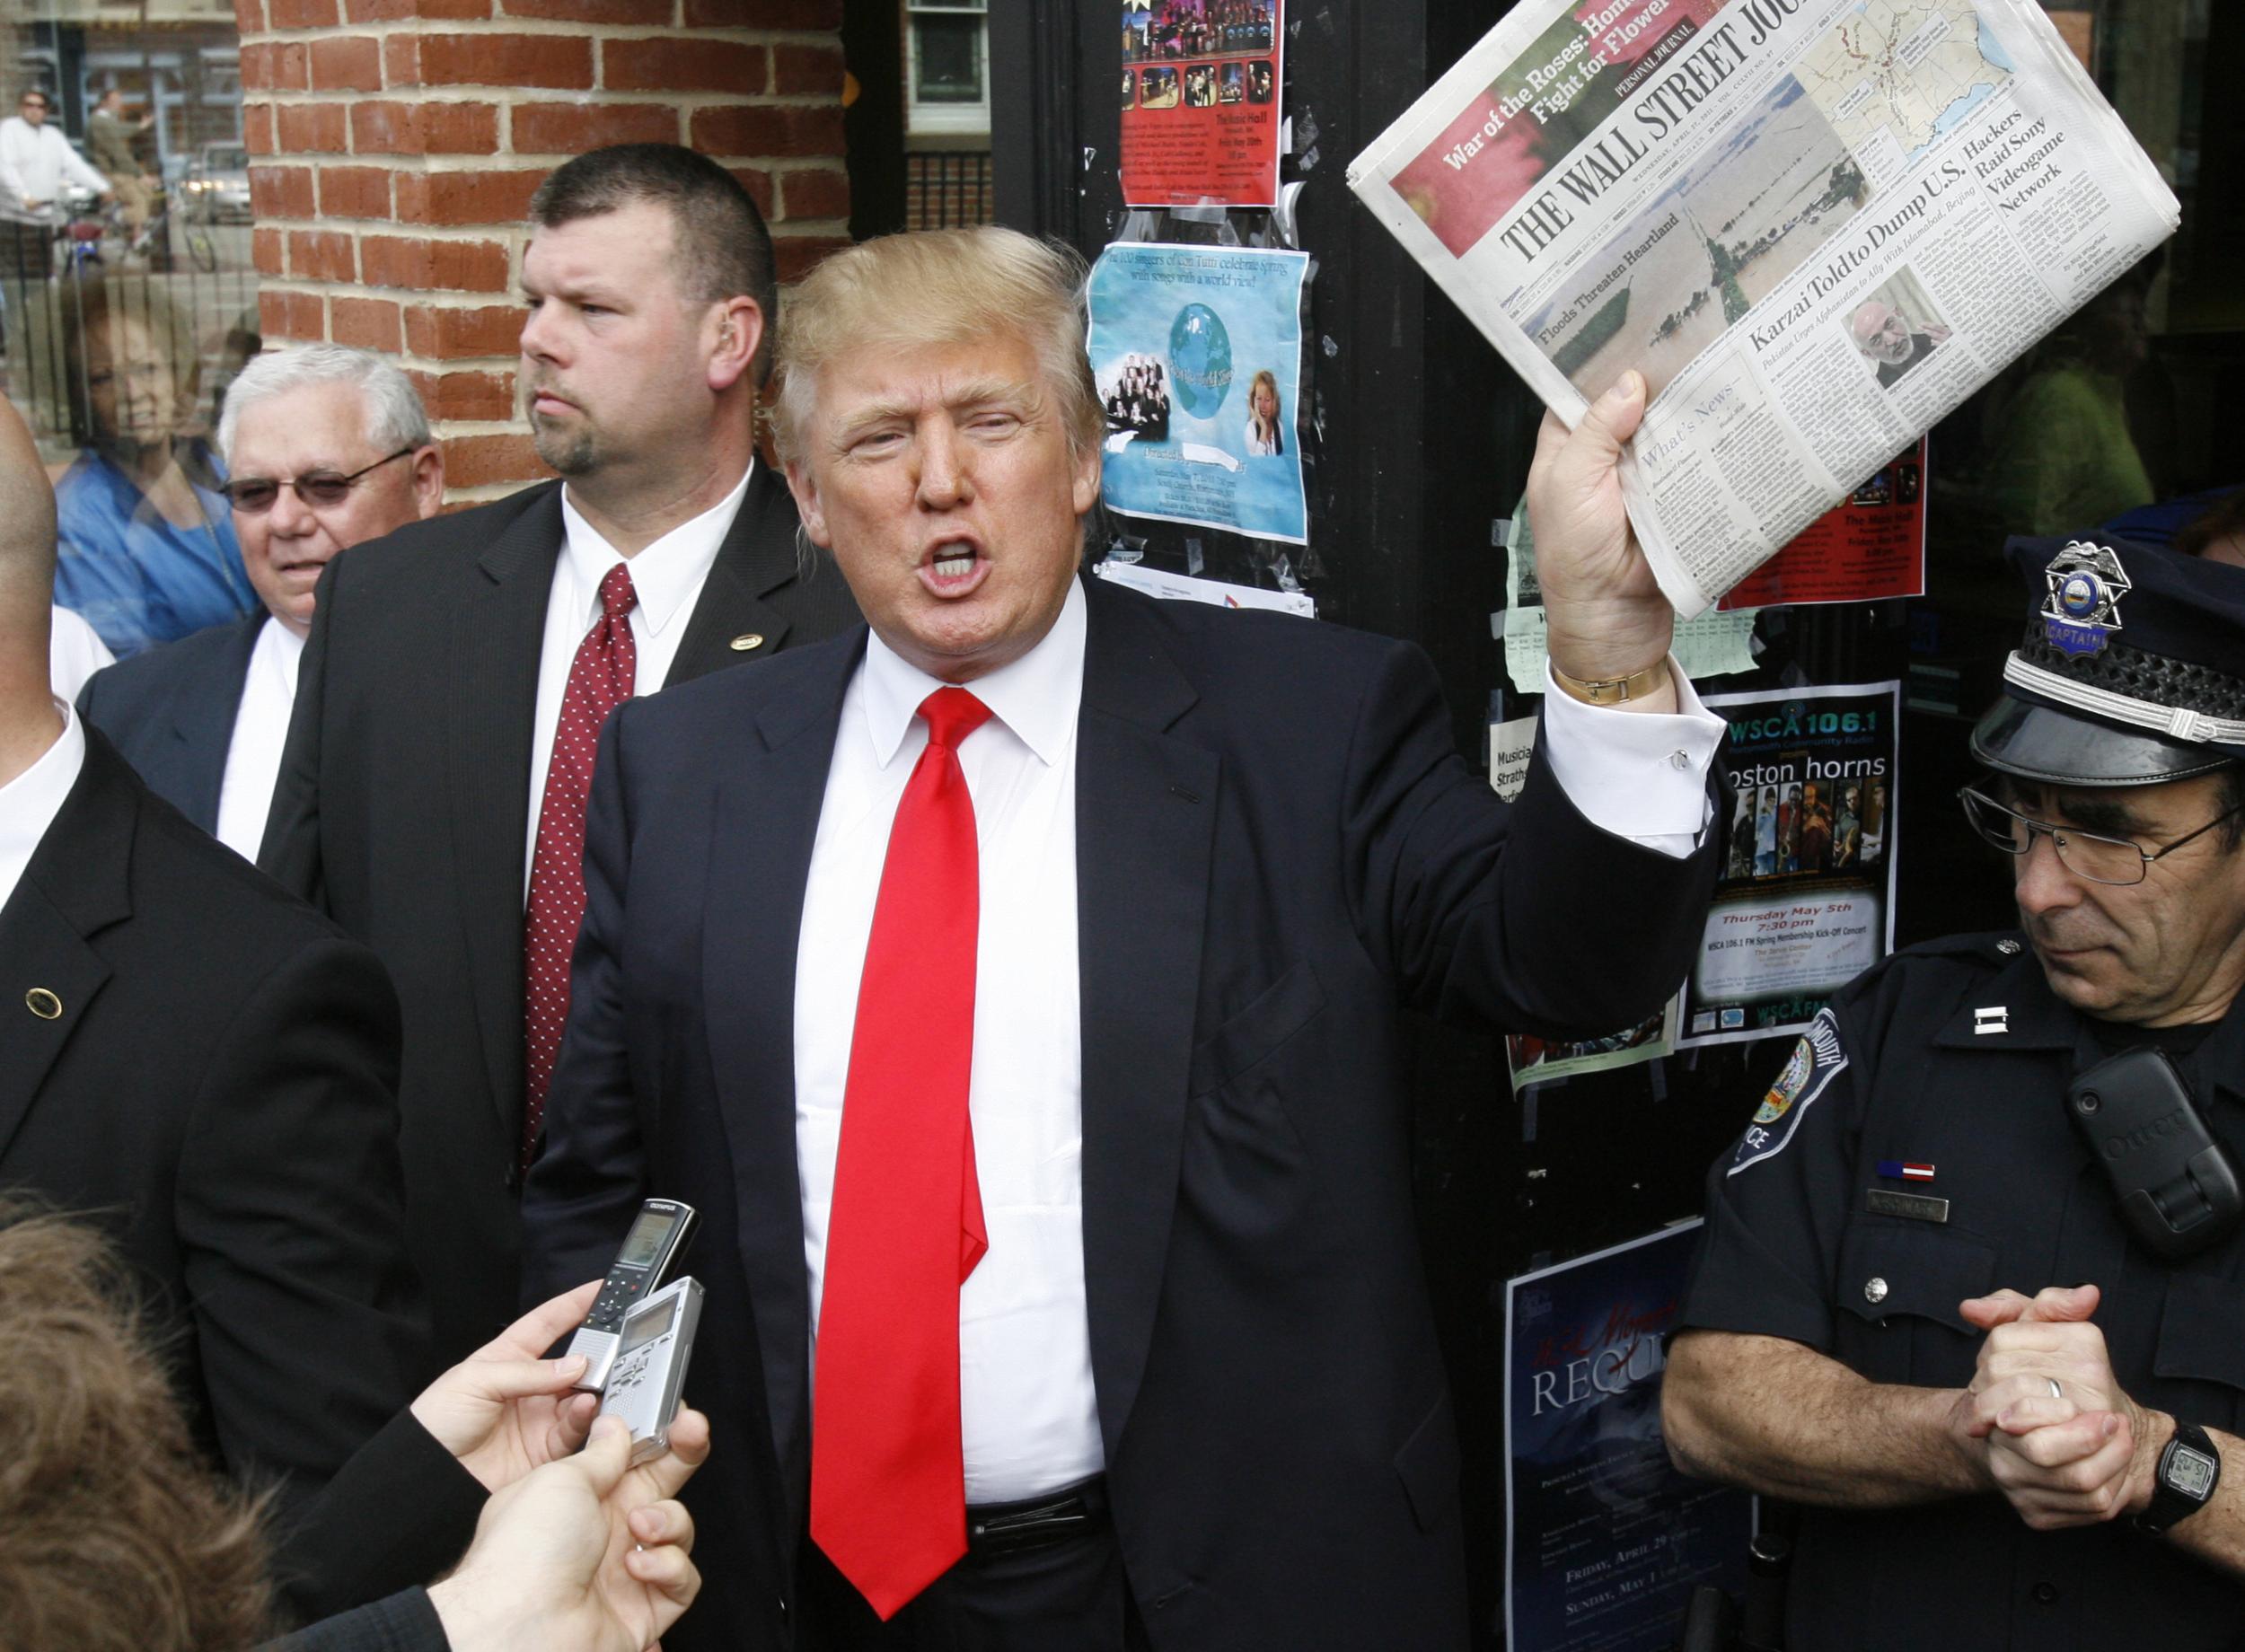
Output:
[1121, 0, 1284, 207]
[1087, 242, 1310, 544]
[1505, 1002, 1677, 1094]
[1505, 1222, 1751, 1652]
[1720, 439, 1928, 611]
[1680, 681, 1901, 1050]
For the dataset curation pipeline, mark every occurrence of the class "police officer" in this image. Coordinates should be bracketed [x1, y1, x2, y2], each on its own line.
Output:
[1664, 533, 2245, 1649]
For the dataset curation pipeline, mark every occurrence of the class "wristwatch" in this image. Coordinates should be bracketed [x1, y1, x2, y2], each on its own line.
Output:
[2137, 1418, 2222, 1534]
[1549, 656, 1671, 706]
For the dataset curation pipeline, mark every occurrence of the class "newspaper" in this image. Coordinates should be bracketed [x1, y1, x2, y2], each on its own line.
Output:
[1347, 0, 2179, 616]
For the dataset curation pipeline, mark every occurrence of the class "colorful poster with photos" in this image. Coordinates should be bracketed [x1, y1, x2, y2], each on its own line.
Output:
[1087, 242, 1310, 544]
[1121, 0, 1283, 207]
[1720, 439, 1928, 611]
[1678, 681, 1901, 1049]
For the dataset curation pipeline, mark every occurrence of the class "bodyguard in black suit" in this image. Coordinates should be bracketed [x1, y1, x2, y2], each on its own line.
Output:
[261, 146, 860, 1365]
[79, 344, 446, 856]
[523, 229, 1727, 1648]
[0, 397, 426, 1529]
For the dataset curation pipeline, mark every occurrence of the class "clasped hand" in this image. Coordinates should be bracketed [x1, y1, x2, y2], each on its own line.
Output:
[1945, 1282, 2160, 1530]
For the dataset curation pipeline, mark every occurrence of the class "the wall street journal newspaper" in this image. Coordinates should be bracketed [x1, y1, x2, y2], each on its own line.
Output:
[1347, 0, 2179, 615]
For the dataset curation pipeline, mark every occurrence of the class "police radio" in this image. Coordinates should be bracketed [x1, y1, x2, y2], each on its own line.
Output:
[567, 1198, 698, 1393]
[2067, 1048, 2244, 1261]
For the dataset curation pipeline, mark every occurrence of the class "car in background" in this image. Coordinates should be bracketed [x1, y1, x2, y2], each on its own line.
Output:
[181, 141, 250, 223]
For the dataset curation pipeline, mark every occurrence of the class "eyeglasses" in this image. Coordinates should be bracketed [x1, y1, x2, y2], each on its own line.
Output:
[1957, 785, 2245, 886]
[221, 448, 415, 513]
[19, 97, 48, 111]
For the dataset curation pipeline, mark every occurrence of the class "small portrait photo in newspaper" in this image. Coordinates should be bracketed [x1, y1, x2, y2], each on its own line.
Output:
[1846, 265, 1953, 391]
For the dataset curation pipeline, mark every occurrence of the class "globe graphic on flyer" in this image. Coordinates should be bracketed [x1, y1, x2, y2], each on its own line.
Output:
[1167, 303, 1233, 418]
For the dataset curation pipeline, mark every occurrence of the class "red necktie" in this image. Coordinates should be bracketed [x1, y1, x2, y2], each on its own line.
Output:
[811, 686, 993, 1620]
[521, 562, 638, 1173]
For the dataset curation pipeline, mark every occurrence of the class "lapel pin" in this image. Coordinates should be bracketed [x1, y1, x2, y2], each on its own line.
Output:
[1998, 939, 2021, 955]
[1974, 1006, 2008, 1035]
[25, 988, 62, 1020]
[729, 634, 765, 652]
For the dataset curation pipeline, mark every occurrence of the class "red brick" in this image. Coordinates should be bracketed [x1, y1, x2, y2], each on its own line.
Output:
[442, 433, 548, 488]
[233, 0, 265, 31]
[360, 233, 511, 292]
[384, 35, 421, 88]
[276, 101, 349, 154]
[318, 163, 393, 218]
[403, 304, 437, 357]
[348, 0, 487, 14]
[510, 101, 677, 154]
[333, 295, 403, 351]
[252, 226, 286, 277]
[726, 166, 773, 216]
[603, 38, 764, 95]
[772, 233, 850, 284]
[393, 168, 545, 226]
[691, 104, 840, 158]
[772, 42, 843, 97]
[269, 0, 337, 26]
[503, 0, 667, 19]
[287, 228, 357, 280]
[776, 165, 848, 223]
[424, 367, 517, 422]
[421, 303, 529, 358]
[250, 163, 316, 218]
[243, 103, 275, 157]
[241, 42, 310, 92]
[427, 368, 518, 422]
[686, 0, 835, 24]
[350, 99, 499, 155]
[259, 287, 325, 344]
[419, 32, 594, 90]
[309, 35, 384, 92]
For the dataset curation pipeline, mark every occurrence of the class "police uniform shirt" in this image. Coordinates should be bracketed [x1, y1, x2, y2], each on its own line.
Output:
[1680, 932, 2245, 1652]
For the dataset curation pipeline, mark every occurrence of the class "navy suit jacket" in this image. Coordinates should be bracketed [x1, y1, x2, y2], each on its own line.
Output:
[521, 576, 1721, 1650]
[76, 610, 267, 834]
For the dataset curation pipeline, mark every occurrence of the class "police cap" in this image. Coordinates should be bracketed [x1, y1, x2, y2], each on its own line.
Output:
[1970, 532, 2245, 786]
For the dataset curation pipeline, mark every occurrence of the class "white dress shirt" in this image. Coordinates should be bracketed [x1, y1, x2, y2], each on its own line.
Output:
[0, 699, 84, 914]
[0, 116, 109, 223]
[48, 606, 113, 701]
[524, 462, 753, 893]
[214, 616, 305, 862]
[792, 584, 1724, 1505]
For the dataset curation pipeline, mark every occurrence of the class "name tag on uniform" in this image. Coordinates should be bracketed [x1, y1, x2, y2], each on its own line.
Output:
[1865, 1188, 1950, 1224]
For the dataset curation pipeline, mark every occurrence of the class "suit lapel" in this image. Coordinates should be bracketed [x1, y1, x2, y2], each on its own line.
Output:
[701, 630, 866, 1514]
[669, 464, 803, 685]
[449, 486, 564, 1142]
[167, 612, 266, 832]
[0, 736, 133, 1160]
[1073, 578, 1218, 1454]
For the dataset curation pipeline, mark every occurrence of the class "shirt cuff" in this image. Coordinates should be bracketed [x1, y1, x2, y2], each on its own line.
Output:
[1539, 656, 1725, 858]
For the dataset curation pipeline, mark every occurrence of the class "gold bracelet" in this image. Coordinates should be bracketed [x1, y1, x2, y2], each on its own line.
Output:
[1550, 656, 1671, 706]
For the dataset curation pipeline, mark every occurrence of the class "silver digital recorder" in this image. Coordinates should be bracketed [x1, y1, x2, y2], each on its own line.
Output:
[596, 1275, 703, 1465]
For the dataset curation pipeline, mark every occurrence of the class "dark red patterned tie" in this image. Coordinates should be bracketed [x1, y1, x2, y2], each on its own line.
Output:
[811, 686, 992, 1619]
[521, 562, 638, 1173]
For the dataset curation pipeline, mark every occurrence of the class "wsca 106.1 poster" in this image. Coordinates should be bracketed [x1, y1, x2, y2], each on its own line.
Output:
[1678, 681, 1899, 1048]
[1087, 242, 1310, 543]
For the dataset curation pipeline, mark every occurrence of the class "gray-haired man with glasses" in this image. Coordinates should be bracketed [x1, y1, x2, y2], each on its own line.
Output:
[1661, 533, 2245, 1650]
[78, 343, 442, 858]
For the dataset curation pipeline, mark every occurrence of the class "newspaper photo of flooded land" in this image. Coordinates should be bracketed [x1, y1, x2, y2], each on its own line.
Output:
[1524, 74, 1867, 405]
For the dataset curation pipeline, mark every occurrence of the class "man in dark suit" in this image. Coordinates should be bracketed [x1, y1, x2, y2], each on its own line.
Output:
[0, 396, 427, 1529]
[78, 343, 443, 857]
[261, 144, 860, 1366]
[522, 227, 1727, 1648]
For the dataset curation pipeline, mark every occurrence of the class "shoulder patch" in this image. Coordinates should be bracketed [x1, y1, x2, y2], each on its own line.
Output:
[1728, 1009, 1848, 1175]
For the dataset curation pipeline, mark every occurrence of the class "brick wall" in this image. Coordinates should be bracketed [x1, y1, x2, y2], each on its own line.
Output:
[237, 0, 850, 502]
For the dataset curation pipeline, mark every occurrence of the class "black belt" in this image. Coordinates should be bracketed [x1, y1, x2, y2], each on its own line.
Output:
[964, 1474, 1110, 1560]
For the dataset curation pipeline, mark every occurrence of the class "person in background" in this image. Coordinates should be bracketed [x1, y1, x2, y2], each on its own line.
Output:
[1667, 534, 2245, 1649]
[0, 84, 109, 285]
[0, 1201, 708, 1652]
[85, 85, 158, 244]
[1984, 270, 2155, 536]
[79, 344, 442, 858]
[51, 273, 258, 656]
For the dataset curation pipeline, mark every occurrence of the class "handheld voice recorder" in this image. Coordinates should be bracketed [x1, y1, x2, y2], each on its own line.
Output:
[597, 1276, 703, 1465]
[568, 1197, 697, 1393]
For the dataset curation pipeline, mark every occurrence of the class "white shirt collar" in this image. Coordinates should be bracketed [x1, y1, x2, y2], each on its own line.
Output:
[557, 459, 754, 637]
[860, 576, 1087, 769]
[0, 699, 86, 909]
